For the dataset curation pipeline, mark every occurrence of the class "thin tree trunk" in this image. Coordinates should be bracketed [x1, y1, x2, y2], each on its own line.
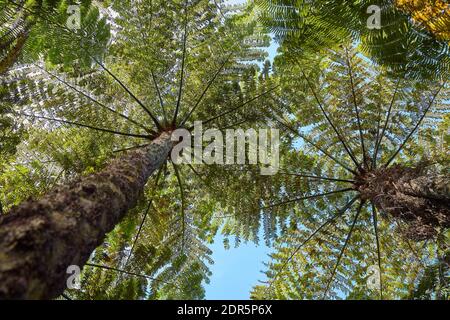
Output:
[0, 132, 173, 299]
[357, 165, 450, 241]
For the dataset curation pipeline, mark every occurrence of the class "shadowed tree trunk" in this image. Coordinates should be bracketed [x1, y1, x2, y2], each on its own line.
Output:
[0, 132, 173, 299]
[0, 29, 30, 75]
[356, 165, 450, 241]
[0, 2, 32, 75]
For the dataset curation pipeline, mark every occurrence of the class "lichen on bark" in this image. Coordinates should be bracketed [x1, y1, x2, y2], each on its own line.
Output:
[0, 132, 173, 299]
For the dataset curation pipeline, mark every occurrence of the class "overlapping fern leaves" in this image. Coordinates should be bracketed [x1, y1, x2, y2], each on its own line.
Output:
[255, 0, 450, 79]
[251, 46, 449, 299]
[0, 0, 276, 299]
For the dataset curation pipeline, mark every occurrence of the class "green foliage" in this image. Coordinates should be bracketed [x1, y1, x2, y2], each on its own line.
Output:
[0, 0, 110, 73]
[255, 0, 450, 79]
[1, 0, 274, 299]
[250, 45, 449, 299]
[0, 0, 448, 301]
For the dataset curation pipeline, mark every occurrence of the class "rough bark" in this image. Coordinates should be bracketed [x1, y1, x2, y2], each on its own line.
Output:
[0, 29, 30, 75]
[356, 165, 450, 241]
[0, 2, 33, 75]
[0, 132, 173, 299]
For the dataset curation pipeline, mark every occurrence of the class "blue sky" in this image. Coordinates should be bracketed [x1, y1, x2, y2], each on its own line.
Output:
[204, 2, 280, 297]
[205, 234, 272, 299]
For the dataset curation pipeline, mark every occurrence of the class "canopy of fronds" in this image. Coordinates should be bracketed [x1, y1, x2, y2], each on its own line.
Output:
[254, 0, 450, 79]
[0, 0, 448, 300]
[0, 0, 276, 299]
[395, 0, 450, 41]
[250, 45, 449, 299]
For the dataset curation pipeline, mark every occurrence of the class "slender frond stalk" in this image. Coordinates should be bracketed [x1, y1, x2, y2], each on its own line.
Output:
[300, 70, 362, 170]
[190, 86, 279, 129]
[269, 113, 357, 175]
[262, 188, 354, 210]
[345, 49, 368, 169]
[186, 161, 244, 220]
[394, 220, 426, 268]
[180, 52, 233, 126]
[92, 57, 162, 131]
[265, 196, 359, 296]
[212, 0, 227, 19]
[323, 200, 364, 298]
[172, 2, 189, 125]
[133, 5, 168, 126]
[113, 144, 150, 153]
[151, 71, 168, 124]
[373, 78, 401, 168]
[34, 64, 152, 133]
[85, 263, 179, 288]
[295, 133, 358, 175]
[216, 118, 249, 131]
[371, 203, 383, 299]
[124, 168, 163, 268]
[47, 169, 65, 191]
[61, 293, 72, 300]
[371, 107, 382, 169]
[279, 172, 355, 183]
[384, 83, 445, 167]
[8, 0, 163, 130]
[19, 113, 150, 139]
[186, 163, 203, 182]
[172, 162, 186, 251]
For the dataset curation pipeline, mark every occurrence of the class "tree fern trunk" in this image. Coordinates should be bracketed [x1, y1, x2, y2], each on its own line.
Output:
[0, 132, 173, 299]
[402, 174, 450, 201]
[0, 29, 30, 75]
[357, 166, 450, 241]
[0, 1, 34, 75]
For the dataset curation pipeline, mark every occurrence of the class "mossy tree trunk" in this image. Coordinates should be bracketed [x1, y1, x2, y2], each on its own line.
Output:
[0, 132, 173, 299]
